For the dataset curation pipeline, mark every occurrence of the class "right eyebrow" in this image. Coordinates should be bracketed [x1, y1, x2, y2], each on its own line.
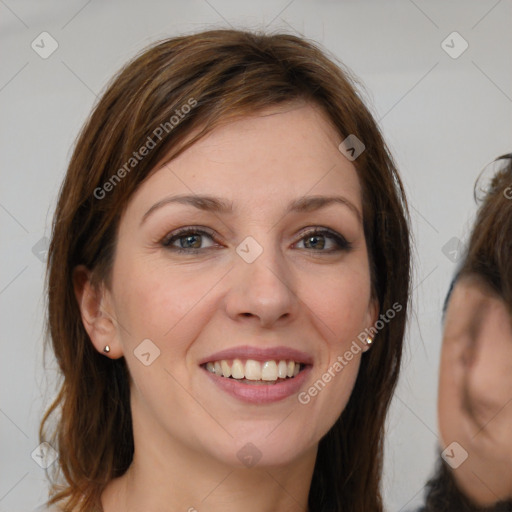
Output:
[141, 194, 233, 226]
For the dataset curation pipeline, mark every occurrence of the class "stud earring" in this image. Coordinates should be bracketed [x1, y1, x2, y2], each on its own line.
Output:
[103, 345, 110, 354]
[366, 336, 373, 345]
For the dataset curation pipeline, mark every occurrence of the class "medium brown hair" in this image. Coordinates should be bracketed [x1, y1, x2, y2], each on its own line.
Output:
[459, 154, 512, 310]
[40, 28, 411, 512]
[442, 155, 512, 317]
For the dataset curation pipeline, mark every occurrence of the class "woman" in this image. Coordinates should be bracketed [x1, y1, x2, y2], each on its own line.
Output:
[417, 154, 512, 511]
[38, 29, 411, 511]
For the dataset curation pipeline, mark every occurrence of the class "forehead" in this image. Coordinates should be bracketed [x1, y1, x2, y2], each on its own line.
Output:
[126, 102, 362, 220]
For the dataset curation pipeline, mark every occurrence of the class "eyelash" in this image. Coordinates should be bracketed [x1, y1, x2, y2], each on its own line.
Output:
[161, 226, 352, 255]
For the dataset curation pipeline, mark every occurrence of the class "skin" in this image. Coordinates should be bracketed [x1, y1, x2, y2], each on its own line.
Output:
[74, 101, 378, 512]
[438, 274, 512, 507]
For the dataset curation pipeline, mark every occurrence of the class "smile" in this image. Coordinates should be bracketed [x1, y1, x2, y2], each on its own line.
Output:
[203, 359, 304, 383]
[199, 345, 312, 403]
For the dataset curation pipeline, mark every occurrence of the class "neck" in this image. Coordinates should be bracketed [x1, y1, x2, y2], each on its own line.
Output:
[102, 447, 315, 512]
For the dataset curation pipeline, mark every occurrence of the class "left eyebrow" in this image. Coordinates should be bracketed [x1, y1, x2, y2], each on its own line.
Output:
[287, 195, 362, 224]
[140, 194, 362, 226]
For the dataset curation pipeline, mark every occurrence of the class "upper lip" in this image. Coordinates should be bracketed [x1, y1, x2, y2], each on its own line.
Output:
[199, 345, 314, 365]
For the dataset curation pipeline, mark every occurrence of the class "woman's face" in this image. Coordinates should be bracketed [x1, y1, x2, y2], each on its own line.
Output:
[438, 274, 512, 505]
[97, 102, 377, 468]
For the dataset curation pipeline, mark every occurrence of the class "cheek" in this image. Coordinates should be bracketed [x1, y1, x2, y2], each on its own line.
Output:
[113, 260, 220, 349]
[298, 348, 362, 442]
[296, 265, 370, 433]
[300, 263, 372, 345]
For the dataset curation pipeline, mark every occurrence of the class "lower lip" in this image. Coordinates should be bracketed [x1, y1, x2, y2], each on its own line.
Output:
[202, 366, 312, 404]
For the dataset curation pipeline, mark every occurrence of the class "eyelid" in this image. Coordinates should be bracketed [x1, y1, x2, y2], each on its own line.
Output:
[296, 226, 346, 240]
[293, 226, 352, 250]
[160, 225, 352, 253]
[161, 226, 218, 247]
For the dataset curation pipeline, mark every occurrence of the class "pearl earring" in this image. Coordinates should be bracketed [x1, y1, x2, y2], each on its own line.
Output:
[103, 345, 110, 353]
[366, 337, 373, 345]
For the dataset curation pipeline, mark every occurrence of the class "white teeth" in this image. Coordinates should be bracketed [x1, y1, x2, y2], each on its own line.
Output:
[231, 359, 245, 379]
[261, 361, 278, 381]
[204, 358, 304, 381]
[278, 360, 288, 379]
[221, 360, 231, 378]
[245, 360, 262, 380]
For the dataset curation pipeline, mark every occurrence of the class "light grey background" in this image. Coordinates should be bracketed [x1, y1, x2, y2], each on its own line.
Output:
[1, 1, 511, 510]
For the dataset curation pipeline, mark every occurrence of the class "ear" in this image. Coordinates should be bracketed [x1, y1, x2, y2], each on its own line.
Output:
[72, 265, 123, 358]
[362, 296, 380, 352]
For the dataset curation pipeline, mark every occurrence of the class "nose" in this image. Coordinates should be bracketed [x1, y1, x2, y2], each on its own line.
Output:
[224, 241, 298, 328]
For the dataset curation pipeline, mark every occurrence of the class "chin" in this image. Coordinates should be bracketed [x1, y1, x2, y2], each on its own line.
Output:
[201, 427, 316, 469]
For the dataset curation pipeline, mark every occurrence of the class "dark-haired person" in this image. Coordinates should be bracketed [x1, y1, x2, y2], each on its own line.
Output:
[36, 29, 411, 512]
[415, 154, 512, 512]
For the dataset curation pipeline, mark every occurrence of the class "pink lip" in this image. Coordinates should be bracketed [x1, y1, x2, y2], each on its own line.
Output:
[202, 364, 312, 404]
[198, 345, 314, 365]
[199, 345, 313, 404]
